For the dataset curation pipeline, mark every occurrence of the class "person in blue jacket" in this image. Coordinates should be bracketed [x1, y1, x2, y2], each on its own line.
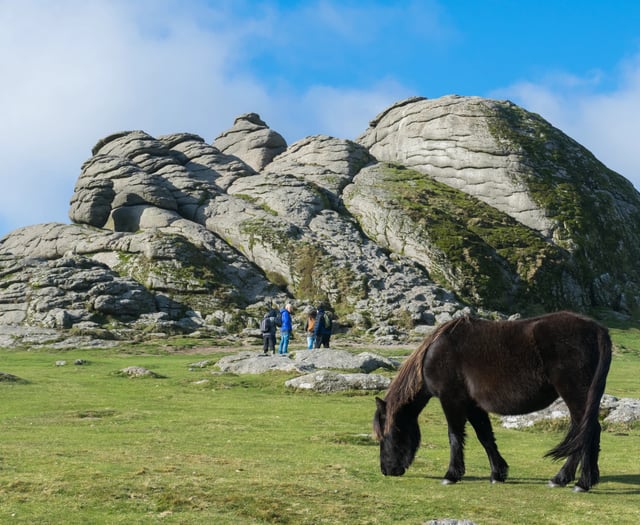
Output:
[278, 303, 293, 355]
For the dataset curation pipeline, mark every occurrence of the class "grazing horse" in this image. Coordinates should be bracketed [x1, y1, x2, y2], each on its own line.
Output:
[373, 311, 611, 492]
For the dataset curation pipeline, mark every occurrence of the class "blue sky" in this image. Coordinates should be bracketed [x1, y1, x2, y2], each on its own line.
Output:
[1, 0, 640, 238]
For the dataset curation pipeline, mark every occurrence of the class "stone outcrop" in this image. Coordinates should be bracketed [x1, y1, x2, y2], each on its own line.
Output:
[214, 348, 400, 377]
[215, 348, 396, 393]
[213, 113, 287, 171]
[285, 371, 391, 393]
[0, 221, 285, 334]
[215, 351, 311, 374]
[1, 95, 640, 344]
[117, 366, 164, 378]
[292, 348, 399, 373]
[358, 96, 556, 235]
[353, 95, 640, 312]
[500, 394, 640, 429]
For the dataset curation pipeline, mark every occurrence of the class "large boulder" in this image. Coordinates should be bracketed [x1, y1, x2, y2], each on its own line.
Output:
[213, 113, 287, 171]
[0, 221, 285, 335]
[285, 371, 391, 393]
[500, 394, 640, 429]
[343, 163, 572, 311]
[293, 348, 399, 373]
[353, 95, 640, 313]
[215, 352, 311, 374]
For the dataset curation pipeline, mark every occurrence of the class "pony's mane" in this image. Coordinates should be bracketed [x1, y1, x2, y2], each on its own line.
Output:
[384, 316, 467, 433]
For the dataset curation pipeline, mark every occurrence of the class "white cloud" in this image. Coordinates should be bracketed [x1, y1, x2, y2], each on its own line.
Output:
[263, 79, 412, 142]
[0, 1, 269, 236]
[0, 1, 417, 237]
[492, 56, 640, 190]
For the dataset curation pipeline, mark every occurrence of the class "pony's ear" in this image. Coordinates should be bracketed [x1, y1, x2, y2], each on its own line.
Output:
[375, 397, 386, 411]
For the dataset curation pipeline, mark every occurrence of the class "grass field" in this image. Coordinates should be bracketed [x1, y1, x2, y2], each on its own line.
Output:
[0, 332, 639, 524]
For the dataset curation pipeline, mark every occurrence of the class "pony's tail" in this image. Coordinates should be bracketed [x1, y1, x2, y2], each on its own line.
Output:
[546, 325, 612, 461]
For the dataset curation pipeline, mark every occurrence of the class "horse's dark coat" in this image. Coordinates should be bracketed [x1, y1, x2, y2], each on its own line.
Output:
[373, 311, 611, 491]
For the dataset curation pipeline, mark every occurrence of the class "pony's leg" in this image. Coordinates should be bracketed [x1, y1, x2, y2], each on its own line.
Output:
[441, 401, 467, 484]
[549, 397, 600, 490]
[467, 405, 509, 483]
[549, 451, 579, 488]
[574, 420, 601, 492]
[548, 405, 582, 488]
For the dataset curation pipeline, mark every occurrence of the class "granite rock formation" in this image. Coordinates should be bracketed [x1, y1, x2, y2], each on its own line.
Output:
[1, 95, 639, 344]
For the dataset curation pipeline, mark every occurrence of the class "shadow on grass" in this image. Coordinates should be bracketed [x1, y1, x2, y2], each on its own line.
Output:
[412, 473, 640, 493]
[598, 474, 640, 494]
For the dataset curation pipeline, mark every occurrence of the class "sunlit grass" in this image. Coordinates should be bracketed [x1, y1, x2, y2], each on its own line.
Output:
[0, 335, 638, 524]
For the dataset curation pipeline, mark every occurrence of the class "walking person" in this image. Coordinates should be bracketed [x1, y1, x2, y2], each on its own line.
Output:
[313, 304, 332, 349]
[278, 303, 293, 355]
[305, 309, 317, 349]
[260, 308, 278, 355]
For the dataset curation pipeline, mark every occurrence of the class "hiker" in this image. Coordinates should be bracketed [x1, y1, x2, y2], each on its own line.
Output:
[304, 309, 317, 349]
[313, 304, 332, 349]
[260, 308, 278, 355]
[278, 303, 293, 355]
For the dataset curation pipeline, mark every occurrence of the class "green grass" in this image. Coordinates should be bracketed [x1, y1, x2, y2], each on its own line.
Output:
[0, 335, 639, 524]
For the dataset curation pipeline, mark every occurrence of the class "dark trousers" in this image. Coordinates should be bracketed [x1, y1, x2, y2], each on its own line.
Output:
[263, 333, 275, 353]
[314, 334, 331, 348]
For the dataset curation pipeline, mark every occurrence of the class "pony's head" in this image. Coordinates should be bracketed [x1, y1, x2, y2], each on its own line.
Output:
[372, 324, 452, 477]
[373, 397, 421, 476]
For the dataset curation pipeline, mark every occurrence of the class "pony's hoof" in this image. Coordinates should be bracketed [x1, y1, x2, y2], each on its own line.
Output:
[573, 485, 589, 493]
[548, 480, 564, 488]
[441, 478, 457, 485]
[491, 479, 504, 484]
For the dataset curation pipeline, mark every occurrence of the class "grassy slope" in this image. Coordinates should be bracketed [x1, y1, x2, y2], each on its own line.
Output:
[0, 334, 638, 525]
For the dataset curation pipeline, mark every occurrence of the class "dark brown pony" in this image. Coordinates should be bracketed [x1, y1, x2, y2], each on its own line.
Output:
[373, 311, 611, 492]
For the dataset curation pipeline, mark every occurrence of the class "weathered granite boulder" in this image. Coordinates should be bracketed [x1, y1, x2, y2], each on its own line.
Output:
[0, 221, 286, 338]
[70, 130, 254, 230]
[500, 394, 640, 429]
[354, 96, 640, 313]
[215, 352, 311, 374]
[285, 371, 391, 393]
[213, 113, 287, 171]
[214, 349, 398, 382]
[0, 251, 156, 328]
[293, 348, 400, 373]
[358, 96, 554, 235]
[117, 366, 163, 378]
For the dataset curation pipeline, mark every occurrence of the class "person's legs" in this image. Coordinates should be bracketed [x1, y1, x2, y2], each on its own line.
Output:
[279, 331, 290, 354]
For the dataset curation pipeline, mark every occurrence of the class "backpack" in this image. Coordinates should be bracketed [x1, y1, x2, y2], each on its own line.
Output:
[323, 312, 332, 330]
[260, 317, 271, 333]
[275, 311, 283, 327]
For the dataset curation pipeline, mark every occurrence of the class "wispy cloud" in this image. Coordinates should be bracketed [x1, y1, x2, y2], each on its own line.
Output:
[492, 54, 640, 186]
[0, 1, 419, 235]
[1, 0, 638, 238]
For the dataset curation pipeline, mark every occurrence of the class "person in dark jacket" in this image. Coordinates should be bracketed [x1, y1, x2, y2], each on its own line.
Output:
[313, 304, 332, 349]
[261, 308, 278, 355]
